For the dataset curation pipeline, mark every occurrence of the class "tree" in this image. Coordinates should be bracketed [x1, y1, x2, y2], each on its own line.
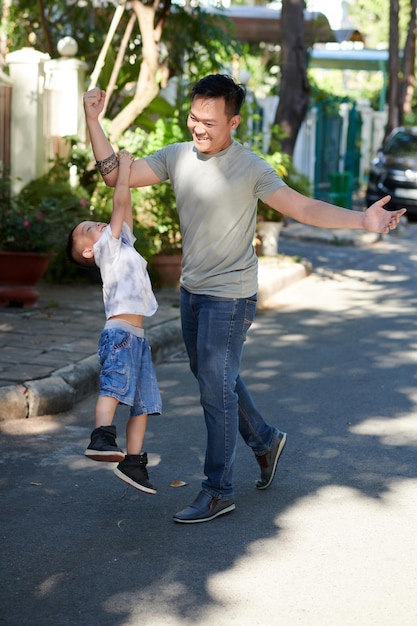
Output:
[3, 0, 239, 141]
[398, 0, 417, 124]
[347, 0, 417, 132]
[386, 0, 417, 136]
[272, 0, 310, 156]
[387, 0, 401, 134]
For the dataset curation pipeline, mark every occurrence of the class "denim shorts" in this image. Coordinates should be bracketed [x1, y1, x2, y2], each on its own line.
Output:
[98, 322, 162, 417]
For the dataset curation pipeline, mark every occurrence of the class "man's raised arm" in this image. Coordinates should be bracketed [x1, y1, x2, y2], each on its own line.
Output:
[83, 88, 120, 186]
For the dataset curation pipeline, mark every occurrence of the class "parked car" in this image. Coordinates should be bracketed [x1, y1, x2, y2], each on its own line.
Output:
[366, 126, 417, 219]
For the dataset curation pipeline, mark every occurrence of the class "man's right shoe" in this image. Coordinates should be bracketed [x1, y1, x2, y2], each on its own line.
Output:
[84, 425, 125, 462]
[173, 491, 235, 524]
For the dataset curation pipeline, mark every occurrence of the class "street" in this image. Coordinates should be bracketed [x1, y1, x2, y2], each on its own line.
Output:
[1, 222, 417, 626]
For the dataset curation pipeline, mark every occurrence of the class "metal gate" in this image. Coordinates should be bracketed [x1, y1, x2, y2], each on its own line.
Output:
[313, 97, 362, 208]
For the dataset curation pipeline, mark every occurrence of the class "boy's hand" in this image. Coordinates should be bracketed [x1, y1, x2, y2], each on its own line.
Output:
[118, 150, 134, 168]
[83, 88, 106, 119]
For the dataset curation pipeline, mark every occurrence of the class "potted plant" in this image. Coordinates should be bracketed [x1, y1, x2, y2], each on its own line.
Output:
[255, 150, 311, 256]
[0, 166, 90, 306]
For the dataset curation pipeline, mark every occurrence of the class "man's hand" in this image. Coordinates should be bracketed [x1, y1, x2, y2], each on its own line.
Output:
[83, 88, 106, 120]
[363, 195, 407, 233]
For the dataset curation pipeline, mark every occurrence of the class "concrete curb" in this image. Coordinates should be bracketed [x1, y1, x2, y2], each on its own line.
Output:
[258, 256, 312, 308]
[0, 256, 310, 420]
[0, 320, 185, 421]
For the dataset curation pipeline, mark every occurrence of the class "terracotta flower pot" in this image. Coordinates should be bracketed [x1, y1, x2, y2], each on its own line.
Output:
[0, 250, 54, 307]
[151, 252, 182, 288]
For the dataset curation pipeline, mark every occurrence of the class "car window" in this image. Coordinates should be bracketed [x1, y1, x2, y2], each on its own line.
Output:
[385, 132, 417, 157]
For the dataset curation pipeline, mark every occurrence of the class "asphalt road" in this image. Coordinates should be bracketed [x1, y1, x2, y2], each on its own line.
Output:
[1, 223, 417, 626]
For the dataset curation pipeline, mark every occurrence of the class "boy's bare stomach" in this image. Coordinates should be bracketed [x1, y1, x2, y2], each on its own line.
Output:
[109, 313, 143, 328]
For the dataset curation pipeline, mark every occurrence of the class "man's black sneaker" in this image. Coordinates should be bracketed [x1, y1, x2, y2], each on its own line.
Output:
[255, 430, 287, 490]
[84, 425, 125, 462]
[113, 453, 157, 494]
[173, 491, 235, 524]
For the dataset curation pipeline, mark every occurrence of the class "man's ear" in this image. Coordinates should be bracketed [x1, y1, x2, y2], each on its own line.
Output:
[231, 115, 241, 129]
[82, 248, 94, 260]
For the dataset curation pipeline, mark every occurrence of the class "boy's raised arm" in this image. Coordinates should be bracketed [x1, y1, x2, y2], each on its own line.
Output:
[110, 151, 134, 238]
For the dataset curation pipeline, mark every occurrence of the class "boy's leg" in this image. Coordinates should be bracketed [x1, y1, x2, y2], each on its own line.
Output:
[125, 413, 148, 455]
[84, 396, 125, 462]
[113, 413, 157, 494]
[95, 395, 119, 428]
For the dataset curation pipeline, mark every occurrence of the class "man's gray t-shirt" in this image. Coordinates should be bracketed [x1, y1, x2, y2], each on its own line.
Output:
[145, 140, 286, 298]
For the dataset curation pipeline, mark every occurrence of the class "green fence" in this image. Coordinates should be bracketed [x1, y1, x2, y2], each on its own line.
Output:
[313, 98, 362, 209]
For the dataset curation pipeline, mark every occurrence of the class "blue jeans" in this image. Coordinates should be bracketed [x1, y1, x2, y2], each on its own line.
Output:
[98, 326, 162, 417]
[180, 287, 277, 499]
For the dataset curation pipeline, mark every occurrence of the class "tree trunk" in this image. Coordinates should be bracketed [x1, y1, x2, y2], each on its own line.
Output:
[272, 0, 309, 156]
[108, 0, 166, 142]
[386, 0, 400, 138]
[398, 0, 417, 123]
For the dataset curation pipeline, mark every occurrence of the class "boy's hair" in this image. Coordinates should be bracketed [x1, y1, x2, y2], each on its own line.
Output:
[66, 225, 78, 264]
[66, 225, 96, 268]
[190, 74, 246, 118]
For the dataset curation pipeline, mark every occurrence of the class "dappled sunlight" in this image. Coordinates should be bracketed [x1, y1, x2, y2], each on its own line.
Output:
[295, 371, 323, 379]
[281, 332, 310, 342]
[203, 480, 417, 625]
[0, 415, 61, 436]
[97, 480, 417, 625]
[165, 394, 201, 408]
[102, 582, 197, 625]
[344, 267, 409, 285]
[249, 368, 280, 380]
[351, 414, 417, 446]
[374, 350, 417, 368]
[35, 573, 68, 600]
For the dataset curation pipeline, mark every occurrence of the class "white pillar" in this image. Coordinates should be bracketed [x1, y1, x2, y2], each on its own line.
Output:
[6, 47, 50, 193]
[44, 47, 87, 143]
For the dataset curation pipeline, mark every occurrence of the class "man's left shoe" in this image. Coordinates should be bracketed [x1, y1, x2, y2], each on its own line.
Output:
[255, 431, 287, 490]
[173, 491, 235, 524]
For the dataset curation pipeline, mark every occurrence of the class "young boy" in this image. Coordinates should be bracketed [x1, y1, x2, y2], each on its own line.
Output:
[67, 150, 162, 494]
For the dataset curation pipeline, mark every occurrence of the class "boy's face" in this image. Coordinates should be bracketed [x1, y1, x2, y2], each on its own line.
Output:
[187, 95, 240, 154]
[74, 221, 106, 246]
[73, 221, 107, 260]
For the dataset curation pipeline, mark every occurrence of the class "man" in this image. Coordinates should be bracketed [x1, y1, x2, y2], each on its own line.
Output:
[83, 74, 405, 524]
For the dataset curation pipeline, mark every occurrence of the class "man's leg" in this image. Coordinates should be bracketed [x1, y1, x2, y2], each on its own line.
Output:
[237, 376, 287, 489]
[174, 290, 255, 522]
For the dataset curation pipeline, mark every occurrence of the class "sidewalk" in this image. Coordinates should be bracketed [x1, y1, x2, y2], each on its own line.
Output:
[0, 220, 378, 421]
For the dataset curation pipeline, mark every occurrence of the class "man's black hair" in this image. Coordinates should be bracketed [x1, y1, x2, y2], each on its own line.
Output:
[191, 74, 246, 118]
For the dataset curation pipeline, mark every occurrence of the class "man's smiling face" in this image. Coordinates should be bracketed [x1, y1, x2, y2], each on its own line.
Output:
[187, 95, 240, 155]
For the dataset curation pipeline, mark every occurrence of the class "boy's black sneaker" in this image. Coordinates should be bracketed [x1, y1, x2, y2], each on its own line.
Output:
[84, 425, 125, 462]
[113, 453, 157, 494]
